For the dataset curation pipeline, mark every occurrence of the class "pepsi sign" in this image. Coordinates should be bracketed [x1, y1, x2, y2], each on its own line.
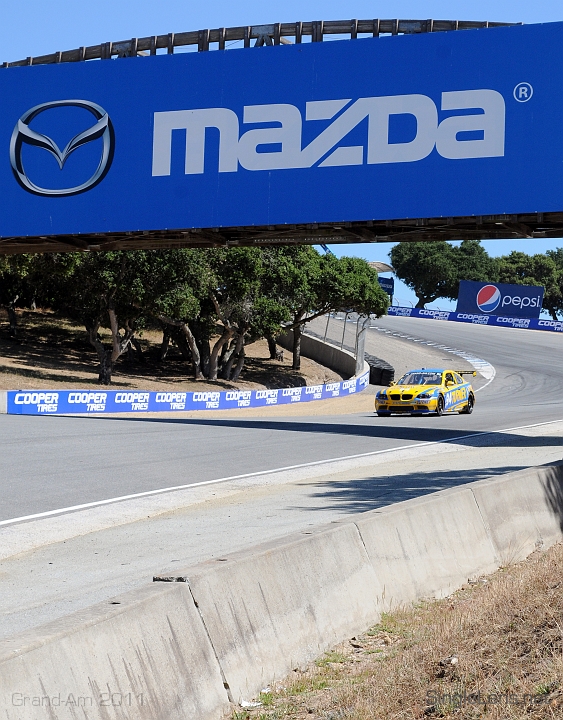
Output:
[476, 285, 501, 313]
[1, 22, 563, 238]
[378, 277, 395, 299]
[456, 280, 544, 318]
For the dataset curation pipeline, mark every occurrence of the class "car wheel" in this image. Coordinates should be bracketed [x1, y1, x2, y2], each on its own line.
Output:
[461, 394, 474, 414]
[436, 395, 445, 416]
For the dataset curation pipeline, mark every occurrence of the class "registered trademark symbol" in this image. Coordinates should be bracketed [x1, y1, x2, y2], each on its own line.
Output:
[513, 82, 533, 102]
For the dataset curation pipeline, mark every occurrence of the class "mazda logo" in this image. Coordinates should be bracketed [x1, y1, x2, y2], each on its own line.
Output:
[10, 99, 114, 197]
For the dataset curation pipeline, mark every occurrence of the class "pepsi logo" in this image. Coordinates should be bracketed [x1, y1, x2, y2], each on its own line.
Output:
[476, 285, 501, 313]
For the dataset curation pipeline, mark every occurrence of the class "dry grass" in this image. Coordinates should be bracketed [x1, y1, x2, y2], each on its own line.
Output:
[236, 543, 563, 720]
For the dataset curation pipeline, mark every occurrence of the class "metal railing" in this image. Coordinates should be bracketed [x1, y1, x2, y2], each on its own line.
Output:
[2, 19, 518, 68]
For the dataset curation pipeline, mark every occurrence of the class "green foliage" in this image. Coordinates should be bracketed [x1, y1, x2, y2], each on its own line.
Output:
[315, 651, 348, 667]
[390, 242, 458, 308]
[498, 250, 562, 320]
[322, 254, 389, 316]
[0, 254, 36, 307]
[258, 691, 274, 706]
[210, 246, 290, 337]
[0, 245, 388, 381]
[452, 240, 499, 285]
[390, 240, 498, 308]
[263, 246, 388, 323]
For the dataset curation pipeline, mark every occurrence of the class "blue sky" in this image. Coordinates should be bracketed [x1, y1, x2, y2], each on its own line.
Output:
[2, 1, 562, 62]
[3, 0, 563, 309]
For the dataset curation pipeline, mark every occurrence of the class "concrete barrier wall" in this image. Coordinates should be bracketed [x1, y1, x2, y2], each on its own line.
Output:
[0, 584, 230, 720]
[178, 523, 383, 703]
[355, 488, 500, 608]
[1, 463, 562, 719]
[469, 464, 563, 563]
[278, 329, 357, 378]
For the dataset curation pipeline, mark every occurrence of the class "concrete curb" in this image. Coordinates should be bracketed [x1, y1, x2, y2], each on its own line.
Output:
[1, 462, 562, 718]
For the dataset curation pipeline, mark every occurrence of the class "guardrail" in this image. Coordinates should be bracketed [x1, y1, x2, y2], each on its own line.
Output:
[2, 370, 370, 415]
[388, 306, 563, 332]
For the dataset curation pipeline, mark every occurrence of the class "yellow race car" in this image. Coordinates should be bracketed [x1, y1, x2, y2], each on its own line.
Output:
[375, 368, 476, 417]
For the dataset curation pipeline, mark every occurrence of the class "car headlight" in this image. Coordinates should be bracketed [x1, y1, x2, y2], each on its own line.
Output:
[417, 393, 431, 399]
[377, 391, 386, 399]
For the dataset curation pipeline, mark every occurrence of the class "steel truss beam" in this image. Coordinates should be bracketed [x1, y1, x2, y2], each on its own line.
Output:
[0, 212, 561, 255]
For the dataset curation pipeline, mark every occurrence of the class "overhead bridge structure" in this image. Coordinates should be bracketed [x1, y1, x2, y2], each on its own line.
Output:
[1, 18, 562, 254]
[1, 19, 517, 68]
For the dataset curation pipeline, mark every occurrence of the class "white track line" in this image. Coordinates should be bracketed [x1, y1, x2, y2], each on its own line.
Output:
[371, 325, 496, 392]
[2, 418, 561, 528]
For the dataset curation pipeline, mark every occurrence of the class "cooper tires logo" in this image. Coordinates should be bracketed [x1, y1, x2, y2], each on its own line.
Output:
[10, 99, 114, 197]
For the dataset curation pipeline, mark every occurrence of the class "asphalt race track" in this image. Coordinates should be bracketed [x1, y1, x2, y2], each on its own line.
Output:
[2, 316, 563, 638]
[1, 316, 562, 523]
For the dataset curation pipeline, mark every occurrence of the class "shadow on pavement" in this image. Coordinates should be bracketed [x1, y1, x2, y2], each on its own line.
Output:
[85, 414, 563, 450]
[296, 466, 524, 515]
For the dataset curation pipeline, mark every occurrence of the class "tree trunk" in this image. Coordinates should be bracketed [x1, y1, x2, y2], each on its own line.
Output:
[293, 323, 302, 371]
[231, 344, 246, 382]
[549, 308, 560, 321]
[160, 328, 171, 361]
[156, 315, 204, 380]
[223, 329, 246, 380]
[190, 320, 210, 378]
[220, 339, 232, 363]
[108, 308, 135, 366]
[218, 339, 234, 378]
[208, 326, 234, 381]
[180, 322, 203, 380]
[126, 336, 144, 365]
[415, 297, 426, 309]
[98, 350, 113, 385]
[172, 328, 192, 361]
[266, 335, 278, 360]
[86, 321, 114, 385]
[7, 305, 17, 337]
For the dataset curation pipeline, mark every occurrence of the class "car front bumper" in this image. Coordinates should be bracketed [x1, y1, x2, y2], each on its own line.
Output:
[375, 398, 438, 414]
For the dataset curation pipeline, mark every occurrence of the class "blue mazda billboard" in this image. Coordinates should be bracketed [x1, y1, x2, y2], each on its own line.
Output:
[0, 21, 562, 238]
[456, 280, 544, 318]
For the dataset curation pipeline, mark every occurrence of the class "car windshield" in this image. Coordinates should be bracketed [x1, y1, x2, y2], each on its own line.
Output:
[398, 372, 442, 386]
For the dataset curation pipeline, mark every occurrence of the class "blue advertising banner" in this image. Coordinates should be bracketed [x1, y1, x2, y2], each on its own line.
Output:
[456, 280, 544, 318]
[1, 21, 563, 237]
[378, 277, 395, 298]
[388, 306, 563, 331]
[6, 370, 369, 415]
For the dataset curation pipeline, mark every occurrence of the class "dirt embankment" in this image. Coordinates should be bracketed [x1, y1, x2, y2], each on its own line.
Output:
[237, 542, 563, 719]
[0, 309, 342, 392]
